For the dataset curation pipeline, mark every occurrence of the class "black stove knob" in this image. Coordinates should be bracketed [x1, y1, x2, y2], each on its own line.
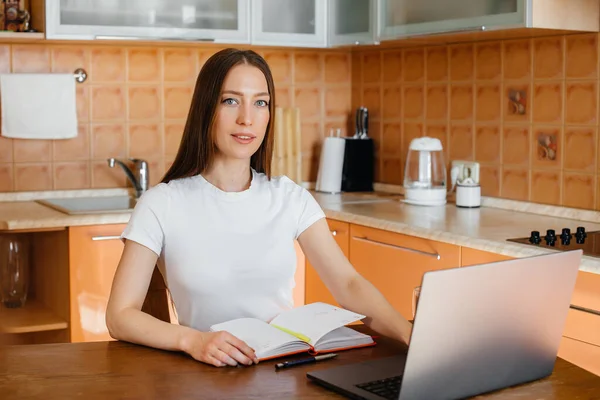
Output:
[545, 229, 556, 246]
[575, 227, 587, 244]
[560, 228, 571, 246]
[529, 231, 541, 245]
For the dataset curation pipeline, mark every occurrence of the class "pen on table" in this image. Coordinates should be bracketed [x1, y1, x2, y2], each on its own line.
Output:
[275, 353, 338, 370]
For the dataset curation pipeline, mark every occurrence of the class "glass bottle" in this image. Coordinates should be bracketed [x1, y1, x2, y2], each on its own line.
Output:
[0, 234, 29, 308]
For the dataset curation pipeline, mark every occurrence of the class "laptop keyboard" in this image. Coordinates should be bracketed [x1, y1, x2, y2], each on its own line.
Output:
[356, 375, 403, 399]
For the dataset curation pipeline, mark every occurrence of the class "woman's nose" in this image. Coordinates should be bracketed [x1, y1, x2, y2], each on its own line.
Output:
[236, 103, 253, 126]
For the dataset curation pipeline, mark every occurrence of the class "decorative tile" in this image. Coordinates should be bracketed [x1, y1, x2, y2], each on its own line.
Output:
[426, 47, 448, 81]
[53, 124, 90, 161]
[504, 84, 529, 122]
[533, 37, 564, 79]
[382, 86, 401, 119]
[565, 33, 598, 79]
[501, 167, 529, 201]
[479, 164, 500, 197]
[324, 53, 350, 84]
[425, 84, 448, 121]
[403, 85, 424, 120]
[565, 81, 597, 125]
[164, 85, 194, 120]
[503, 39, 531, 80]
[563, 173, 595, 209]
[128, 48, 161, 82]
[11, 45, 50, 73]
[449, 124, 473, 161]
[532, 127, 561, 169]
[475, 42, 501, 80]
[14, 163, 52, 191]
[532, 82, 563, 124]
[449, 44, 474, 81]
[54, 161, 90, 190]
[90, 47, 125, 82]
[531, 170, 561, 205]
[475, 84, 501, 122]
[403, 48, 424, 82]
[295, 87, 322, 121]
[163, 49, 197, 82]
[382, 51, 402, 83]
[264, 51, 292, 84]
[51, 46, 89, 74]
[564, 127, 596, 172]
[502, 125, 530, 166]
[449, 84, 474, 121]
[91, 86, 126, 121]
[129, 124, 163, 159]
[475, 125, 501, 163]
[128, 86, 162, 120]
[295, 52, 323, 83]
[325, 87, 352, 119]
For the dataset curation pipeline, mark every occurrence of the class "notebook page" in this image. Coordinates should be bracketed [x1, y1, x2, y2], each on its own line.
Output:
[314, 326, 374, 351]
[210, 318, 305, 359]
[269, 302, 365, 345]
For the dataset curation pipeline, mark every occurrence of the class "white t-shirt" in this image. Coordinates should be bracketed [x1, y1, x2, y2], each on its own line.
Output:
[121, 169, 326, 332]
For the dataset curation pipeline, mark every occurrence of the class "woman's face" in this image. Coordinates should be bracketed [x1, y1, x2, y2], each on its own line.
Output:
[213, 64, 270, 162]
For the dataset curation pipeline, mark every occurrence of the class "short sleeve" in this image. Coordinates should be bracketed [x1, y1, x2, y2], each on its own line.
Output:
[295, 188, 326, 239]
[120, 184, 170, 257]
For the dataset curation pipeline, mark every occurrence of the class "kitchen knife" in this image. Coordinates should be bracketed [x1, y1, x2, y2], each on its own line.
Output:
[360, 107, 368, 139]
[354, 107, 363, 139]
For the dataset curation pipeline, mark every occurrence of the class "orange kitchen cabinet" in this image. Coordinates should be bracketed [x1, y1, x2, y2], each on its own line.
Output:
[349, 224, 461, 320]
[460, 247, 514, 267]
[559, 271, 600, 376]
[68, 224, 126, 343]
[558, 337, 600, 377]
[305, 219, 350, 306]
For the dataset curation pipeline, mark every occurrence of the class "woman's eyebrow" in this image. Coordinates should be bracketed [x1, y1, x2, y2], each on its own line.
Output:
[222, 90, 270, 97]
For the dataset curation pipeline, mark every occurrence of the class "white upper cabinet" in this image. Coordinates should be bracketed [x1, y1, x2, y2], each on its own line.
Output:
[251, 0, 327, 47]
[378, 0, 525, 39]
[45, 0, 250, 43]
[328, 0, 377, 47]
[378, 0, 599, 40]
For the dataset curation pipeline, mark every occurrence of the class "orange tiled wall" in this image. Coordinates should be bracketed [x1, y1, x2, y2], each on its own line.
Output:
[354, 32, 600, 210]
[0, 43, 351, 191]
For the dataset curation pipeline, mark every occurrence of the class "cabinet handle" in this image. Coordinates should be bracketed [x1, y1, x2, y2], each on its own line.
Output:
[95, 35, 215, 42]
[570, 304, 600, 316]
[91, 235, 121, 241]
[353, 236, 441, 260]
[331, 230, 337, 236]
[399, 25, 486, 39]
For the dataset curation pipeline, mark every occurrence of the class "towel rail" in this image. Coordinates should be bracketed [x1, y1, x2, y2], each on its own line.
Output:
[74, 68, 87, 83]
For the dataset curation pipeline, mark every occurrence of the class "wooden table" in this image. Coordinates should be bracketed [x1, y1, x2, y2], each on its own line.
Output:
[1, 328, 600, 399]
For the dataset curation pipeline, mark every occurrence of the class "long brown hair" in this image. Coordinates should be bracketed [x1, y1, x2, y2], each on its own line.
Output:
[161, 48, 276, 184]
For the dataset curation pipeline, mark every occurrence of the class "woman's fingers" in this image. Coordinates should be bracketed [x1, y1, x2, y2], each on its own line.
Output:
[214, 349, 239, 367]
[224, 333, 259, 363]
[221, 342, 253, 366]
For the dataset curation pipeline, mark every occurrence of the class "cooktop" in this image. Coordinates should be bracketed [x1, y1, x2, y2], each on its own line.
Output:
[507, 226, 600, 258]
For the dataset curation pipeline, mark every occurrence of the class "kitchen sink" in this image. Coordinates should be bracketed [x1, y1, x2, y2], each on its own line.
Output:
[36, 195, 137, 215]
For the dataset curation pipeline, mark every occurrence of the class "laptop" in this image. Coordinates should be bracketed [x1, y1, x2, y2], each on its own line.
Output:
[307, 250, 582, 400]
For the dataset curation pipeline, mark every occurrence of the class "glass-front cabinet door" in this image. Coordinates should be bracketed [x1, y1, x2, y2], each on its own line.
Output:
[45, 0, 250, 43]
[251, 0, 327, 47]
[378, 0, 526, 40]
[328, 0, 377, 46]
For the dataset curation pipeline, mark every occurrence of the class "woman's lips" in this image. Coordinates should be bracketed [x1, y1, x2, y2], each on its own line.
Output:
[231, 133, 256, 144]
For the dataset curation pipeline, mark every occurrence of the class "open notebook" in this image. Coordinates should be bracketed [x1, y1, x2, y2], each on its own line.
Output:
[210, 302, 376, 361]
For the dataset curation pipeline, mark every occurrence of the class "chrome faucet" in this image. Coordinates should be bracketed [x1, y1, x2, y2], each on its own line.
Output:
[107, 158, 149, 198]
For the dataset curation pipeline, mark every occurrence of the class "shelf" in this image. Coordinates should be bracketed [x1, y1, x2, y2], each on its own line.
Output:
[0, 299, 68, 334]
[0, 31, 45, 40]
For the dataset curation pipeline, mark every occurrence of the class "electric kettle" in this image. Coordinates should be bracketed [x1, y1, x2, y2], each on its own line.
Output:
[403, 137, 451, 206]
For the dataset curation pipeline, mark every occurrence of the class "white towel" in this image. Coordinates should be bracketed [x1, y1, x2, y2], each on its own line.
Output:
[0, 73, 78, 139]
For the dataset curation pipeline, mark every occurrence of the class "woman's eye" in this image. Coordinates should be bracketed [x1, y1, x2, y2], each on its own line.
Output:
[256, 100, 269, 107]
[223, 98, 238, 105]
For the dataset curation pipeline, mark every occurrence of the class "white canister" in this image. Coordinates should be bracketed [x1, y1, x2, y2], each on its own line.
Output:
[315, 136, 346, 194]
[456, 183, 481, 208]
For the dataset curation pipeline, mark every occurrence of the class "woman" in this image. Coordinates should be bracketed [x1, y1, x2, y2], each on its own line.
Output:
[106, 48, 412, 368]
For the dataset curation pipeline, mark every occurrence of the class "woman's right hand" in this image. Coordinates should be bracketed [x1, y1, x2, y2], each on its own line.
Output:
[180, 329, 258, 367]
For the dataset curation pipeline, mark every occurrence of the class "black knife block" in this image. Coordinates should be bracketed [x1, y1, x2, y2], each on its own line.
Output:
[341, 137, 374, 192]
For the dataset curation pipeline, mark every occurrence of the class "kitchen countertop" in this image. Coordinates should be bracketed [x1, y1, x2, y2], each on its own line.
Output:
[1, 188, 600, 274]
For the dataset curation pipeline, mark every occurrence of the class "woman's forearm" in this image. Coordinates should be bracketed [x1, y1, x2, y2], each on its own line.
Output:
[107, 307, 197, 353]
[336, 275, 412, 345]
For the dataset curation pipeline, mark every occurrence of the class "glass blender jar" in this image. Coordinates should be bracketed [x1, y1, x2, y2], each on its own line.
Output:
[403, 137, 448, 206]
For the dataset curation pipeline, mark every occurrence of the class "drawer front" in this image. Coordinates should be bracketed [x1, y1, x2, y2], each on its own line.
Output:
[571, 271, 600, 313]
[305, 219, 350, 306]
[349, 224, 460, 320]
[563, 308, 600, 347]
[558, 336, 600, 377]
